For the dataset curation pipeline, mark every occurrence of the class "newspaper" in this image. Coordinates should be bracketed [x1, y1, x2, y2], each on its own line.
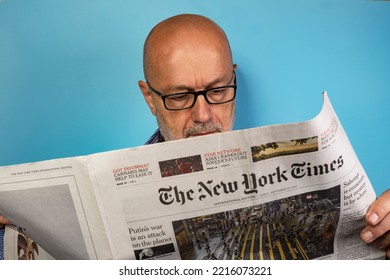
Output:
[0, 93, 385, 260]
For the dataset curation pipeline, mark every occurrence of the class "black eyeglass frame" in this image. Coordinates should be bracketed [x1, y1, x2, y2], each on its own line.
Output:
[146, 71, 237, 111]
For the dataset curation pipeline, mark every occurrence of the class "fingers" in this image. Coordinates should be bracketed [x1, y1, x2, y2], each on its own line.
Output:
[370, 231, 390, 259]
[365, 190, 390, 226]
[361, 213, 390, 243]
[0, 214, 12, 225]
[371, 231, 390, 251]
[360, 190, 390, 247]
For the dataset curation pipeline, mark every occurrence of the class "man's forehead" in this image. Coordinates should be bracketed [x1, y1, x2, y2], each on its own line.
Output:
[160, 72, 232, 92]
[148, 40, 230, 82]
[144, 15, 232, 85]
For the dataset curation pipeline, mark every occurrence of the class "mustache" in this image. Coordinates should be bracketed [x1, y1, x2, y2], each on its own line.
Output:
[184, 122, 223, 138]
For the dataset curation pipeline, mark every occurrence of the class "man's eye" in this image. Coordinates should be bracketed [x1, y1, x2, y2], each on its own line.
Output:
[209, 88, 227, 95]
[168, 94, 191, 102]
[208, 89, 227, 97]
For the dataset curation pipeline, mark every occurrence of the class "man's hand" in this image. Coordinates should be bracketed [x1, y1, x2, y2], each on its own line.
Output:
[360, 190, 390, 258]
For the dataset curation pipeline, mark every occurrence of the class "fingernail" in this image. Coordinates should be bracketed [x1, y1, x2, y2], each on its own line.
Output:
[361, 230, 374, 243]
[368, 213, 379, 225]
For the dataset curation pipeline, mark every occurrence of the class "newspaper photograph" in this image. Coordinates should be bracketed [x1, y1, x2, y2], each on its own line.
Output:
[0, 93, 385, 260]
[3, 225, 54, 260]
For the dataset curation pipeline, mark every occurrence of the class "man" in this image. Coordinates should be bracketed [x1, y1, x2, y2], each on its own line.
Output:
[137, 14, 390, 258]
[1, 13, 390, 259]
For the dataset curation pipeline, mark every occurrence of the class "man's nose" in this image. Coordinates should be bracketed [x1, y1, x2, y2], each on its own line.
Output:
[191, 95, 212, 123]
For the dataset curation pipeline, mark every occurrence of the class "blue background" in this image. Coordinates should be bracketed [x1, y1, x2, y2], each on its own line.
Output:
[1, 0, 389, 195]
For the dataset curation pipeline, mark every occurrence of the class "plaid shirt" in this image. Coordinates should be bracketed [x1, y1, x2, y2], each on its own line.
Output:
[145, 129, 165, 144]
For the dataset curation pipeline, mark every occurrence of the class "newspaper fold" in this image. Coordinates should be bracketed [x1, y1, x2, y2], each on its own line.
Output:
[0, 93, 385, 260]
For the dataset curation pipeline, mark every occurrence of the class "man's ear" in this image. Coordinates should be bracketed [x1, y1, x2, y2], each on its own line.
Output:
[138, 80, 156, 116]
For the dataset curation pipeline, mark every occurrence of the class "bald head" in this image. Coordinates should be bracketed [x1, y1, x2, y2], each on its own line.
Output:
[143, 14, 233, 83]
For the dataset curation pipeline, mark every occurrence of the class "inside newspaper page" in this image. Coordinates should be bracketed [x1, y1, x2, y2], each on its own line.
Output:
[0, 157, 131, 259]
[0, 93, 385, 260]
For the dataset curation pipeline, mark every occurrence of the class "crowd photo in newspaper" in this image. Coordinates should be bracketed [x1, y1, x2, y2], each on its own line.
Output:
[0, 93, 385, 260]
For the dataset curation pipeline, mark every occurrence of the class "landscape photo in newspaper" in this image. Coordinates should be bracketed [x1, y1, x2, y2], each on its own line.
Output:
[251, 136, 318, 162]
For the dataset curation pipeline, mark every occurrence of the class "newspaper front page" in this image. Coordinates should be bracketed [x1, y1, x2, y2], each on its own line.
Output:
[0, 93, 385, 260]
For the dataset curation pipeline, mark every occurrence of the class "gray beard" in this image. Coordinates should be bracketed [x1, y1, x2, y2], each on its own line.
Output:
[154, 100, 235, 141]
[156, 112, 235, 141]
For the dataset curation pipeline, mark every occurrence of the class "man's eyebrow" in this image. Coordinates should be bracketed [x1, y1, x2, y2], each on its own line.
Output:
[165, 76, 231, 93]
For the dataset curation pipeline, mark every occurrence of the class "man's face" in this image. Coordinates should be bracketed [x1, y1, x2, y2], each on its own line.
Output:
[140, 36, 236, 141]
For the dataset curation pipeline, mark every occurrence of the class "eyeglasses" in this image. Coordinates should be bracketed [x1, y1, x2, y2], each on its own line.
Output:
[146, 71, 237, 111]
